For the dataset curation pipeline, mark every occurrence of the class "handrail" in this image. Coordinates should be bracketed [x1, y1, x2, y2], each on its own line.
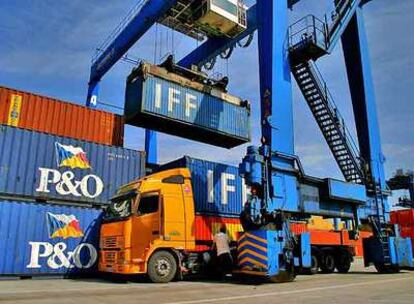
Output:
[327, 0, 356, 36]
[289, 0, 360, 53]
[288, 15, 327, 50]
[308, 61, 363, 167]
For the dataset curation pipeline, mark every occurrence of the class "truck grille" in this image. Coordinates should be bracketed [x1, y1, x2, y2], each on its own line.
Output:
[103, 251, 125, 265]
[104, 251, 116, 264]
[102, 236, 124, 249]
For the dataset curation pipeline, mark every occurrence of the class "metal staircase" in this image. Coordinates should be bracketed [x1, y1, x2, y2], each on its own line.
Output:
[291, 61, 364, 184]
[369, 213, 392, 266]
[288, 0, 366, 184]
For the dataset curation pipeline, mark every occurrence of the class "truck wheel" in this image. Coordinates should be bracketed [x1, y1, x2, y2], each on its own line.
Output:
[309, 254, 319, 275]
[336, 252, 351, 273]
[320, 250, 335, 273]
[147, 251, 177, 283]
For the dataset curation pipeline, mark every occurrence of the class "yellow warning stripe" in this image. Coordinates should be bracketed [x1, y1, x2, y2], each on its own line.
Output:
[238, 240, 267, 253]
[238, 249, 268, 261]
[244, 233, 267, 246]
[239, 257, 267, 269]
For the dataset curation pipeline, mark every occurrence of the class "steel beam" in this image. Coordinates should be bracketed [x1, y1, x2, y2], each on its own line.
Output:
[257, 0, 294, 156]
[341, 7, 387, 191]
[86, 81, 100, 108]
[145, 129, 157, 164]
[90, 0, 177, 84]
[86, 0, 178, 106]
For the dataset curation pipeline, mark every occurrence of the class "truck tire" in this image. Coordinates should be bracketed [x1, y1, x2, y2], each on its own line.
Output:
[335, 252, 351, 273]
[320, 250, 335, 273]
[309, 254, 319, 275]
[147, 251, 177, 283]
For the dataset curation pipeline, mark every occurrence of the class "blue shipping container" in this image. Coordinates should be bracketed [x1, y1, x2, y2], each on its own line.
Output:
[125, 63, 251, 148]
[0, 125, 145, 205]
[0, 199, 102, 276]
[158, 156, 248, 217]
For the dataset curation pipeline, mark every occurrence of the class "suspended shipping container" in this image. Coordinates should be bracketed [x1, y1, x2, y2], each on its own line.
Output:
[125, 62, 251, 148]
[158, 156, 248, 217]
[0, 126, 145, 205]
[0, 199, 102, 276]
[0, 86, 124, 146]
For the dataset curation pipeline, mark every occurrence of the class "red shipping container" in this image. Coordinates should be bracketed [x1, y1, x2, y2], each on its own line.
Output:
[400, 226, 414, 238]
[390, 211, 398, 225]
[0, 86, 124, 146]
[397, 210, 414, 226]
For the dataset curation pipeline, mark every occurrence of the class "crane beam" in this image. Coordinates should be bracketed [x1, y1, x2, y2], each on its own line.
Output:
[87, 0, 178, 106]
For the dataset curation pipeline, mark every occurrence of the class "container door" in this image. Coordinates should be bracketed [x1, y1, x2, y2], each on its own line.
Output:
[134, 192, 161, 257]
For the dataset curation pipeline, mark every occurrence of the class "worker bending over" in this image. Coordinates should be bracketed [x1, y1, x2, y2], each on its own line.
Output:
[213, 224, 233, 277]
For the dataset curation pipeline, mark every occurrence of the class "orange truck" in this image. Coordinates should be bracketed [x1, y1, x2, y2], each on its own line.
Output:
[99, 158, 367, 282]
[99, 168, 242, 282]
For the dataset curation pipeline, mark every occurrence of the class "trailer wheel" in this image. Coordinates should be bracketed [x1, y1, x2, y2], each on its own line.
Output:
[335, 252, 351, 273]
[320, 250, 335, 273]
[147, 251, 177, 283]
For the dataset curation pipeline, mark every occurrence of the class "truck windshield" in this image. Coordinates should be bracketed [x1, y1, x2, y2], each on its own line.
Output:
[103, 194, 136, 222]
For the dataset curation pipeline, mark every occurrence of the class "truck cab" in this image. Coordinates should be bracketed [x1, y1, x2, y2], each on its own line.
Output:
[99, 168, 197, 282]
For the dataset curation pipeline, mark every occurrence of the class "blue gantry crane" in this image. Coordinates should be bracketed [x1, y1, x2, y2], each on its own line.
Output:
[87, 0, 413, 281]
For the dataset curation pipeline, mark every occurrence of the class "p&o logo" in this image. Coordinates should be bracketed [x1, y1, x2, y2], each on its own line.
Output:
[27, 213, 98, 270]
[35, 142, 104, 199]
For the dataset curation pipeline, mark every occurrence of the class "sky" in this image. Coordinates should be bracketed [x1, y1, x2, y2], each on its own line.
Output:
[0, 0, 413, 193]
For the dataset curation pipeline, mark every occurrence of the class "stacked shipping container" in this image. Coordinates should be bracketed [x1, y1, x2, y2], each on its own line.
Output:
[0, 86, 124, 146]
[0, 126, 145, 205]
[391, 209, 414, 252]
[0, 200, 103, 275]
[0, 87, 146, 276]
[391, 209, 414, 238]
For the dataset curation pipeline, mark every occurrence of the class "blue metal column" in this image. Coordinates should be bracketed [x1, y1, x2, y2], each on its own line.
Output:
[145, 129, 157, 165]
[86, 81, 100, 108]
[257, 0, 294, 156]
[256, 0, 300, 213]
[341, 7, 388, 215]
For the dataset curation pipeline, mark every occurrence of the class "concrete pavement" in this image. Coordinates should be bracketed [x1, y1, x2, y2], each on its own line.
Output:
[0, 265, 413, 304]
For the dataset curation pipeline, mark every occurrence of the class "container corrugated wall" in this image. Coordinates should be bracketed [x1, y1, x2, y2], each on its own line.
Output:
[0, 199, 102, 276]
[0, 86, 124, 146]
[194, 215, 242, 251]
[0, 126, 145, 205]
[159, 156, 248, 217]
[125, 73, 250, 148]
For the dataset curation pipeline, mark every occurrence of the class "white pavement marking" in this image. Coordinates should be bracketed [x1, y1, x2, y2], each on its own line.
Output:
[0, 281, 213, 296]
[165, 277, 413, 304]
